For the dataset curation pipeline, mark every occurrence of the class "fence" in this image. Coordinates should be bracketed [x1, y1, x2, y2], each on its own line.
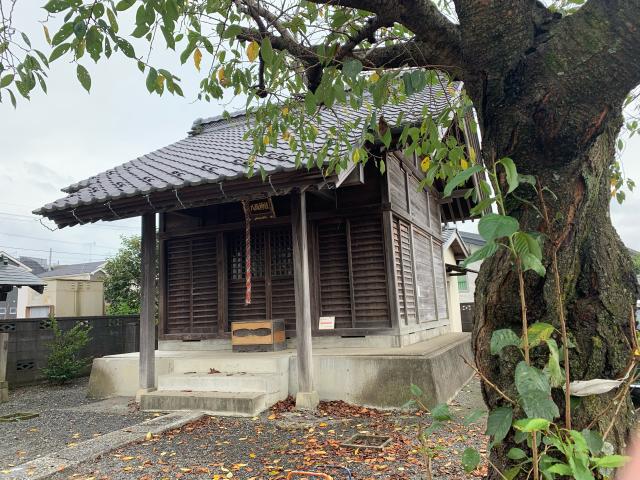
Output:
[0, 315, 142, 385]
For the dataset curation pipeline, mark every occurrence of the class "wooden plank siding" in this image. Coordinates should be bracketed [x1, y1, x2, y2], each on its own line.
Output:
[385, 152, 450, 331]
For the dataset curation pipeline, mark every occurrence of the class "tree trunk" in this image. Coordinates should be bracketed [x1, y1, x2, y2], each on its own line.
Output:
[473, 108, 639, 477]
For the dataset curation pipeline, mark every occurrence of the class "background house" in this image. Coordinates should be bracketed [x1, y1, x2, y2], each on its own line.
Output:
[0, 253, 38, 319]
[17, 261, 107, 318]
[457, 231, 485, 332]
[442, 228, 470, 333]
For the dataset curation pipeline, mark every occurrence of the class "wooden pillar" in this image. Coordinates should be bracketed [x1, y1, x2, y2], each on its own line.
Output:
[137, 212, 157, 399]
[291, 190, 319, 410]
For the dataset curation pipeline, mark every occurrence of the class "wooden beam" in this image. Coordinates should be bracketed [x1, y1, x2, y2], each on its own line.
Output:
[345, 219, 357, 328]
[138, 213, 157, 398]
[382, 211, 401, 332]
[216, 231, 227, 336]
[291, 190, 319, 410]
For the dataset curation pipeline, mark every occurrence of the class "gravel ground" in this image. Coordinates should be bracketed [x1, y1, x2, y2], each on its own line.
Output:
[51, 377, 488, 480]
[0, 378, 153, 469]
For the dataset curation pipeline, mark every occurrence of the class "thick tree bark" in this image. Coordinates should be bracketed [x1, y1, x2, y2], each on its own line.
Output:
[473, 105, 639, 476]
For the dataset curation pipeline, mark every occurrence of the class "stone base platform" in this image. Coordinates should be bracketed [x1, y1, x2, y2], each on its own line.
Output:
[88, 333, 473, 413]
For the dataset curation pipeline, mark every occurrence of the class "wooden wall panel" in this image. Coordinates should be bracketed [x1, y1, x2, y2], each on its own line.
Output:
[166, 236, 218, 335]
[433, 238, 449, 320]
[392, 218, 417, 325]
[413, 229, 437, 322]
[190, 238, 217, 333]
[270, 227, 296, 333]
[350, 216, 390, 328]
[408, 176, 429, 227]
[317, 221, 353, 330]
[388, 156, 408, 212]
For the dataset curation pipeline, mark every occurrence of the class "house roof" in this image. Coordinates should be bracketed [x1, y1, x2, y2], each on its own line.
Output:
[443, 227, 470, 258]
[459, 230, 485, 247]
[19, 256, 48, 275]
[35, 81, 456, 226]
[39, 261, 106, 279]
[0, 255, 45, 291]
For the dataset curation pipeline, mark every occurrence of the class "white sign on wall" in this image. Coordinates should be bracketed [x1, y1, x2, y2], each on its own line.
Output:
[318, 316, 335, 330]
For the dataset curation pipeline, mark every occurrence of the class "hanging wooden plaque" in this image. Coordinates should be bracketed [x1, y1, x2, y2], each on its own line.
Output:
[247, 197, 276, 220]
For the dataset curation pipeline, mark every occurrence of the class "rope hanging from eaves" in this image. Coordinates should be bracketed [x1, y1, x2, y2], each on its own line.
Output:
[242, 200, 252, 305]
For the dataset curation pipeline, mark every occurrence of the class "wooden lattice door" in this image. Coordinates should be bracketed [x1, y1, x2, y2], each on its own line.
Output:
[226, 227, 296, 332]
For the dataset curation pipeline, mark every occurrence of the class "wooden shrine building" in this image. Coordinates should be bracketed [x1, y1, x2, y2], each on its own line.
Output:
[36, 83, 482, 409]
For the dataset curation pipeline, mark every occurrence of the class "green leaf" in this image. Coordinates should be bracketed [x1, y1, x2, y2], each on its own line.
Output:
[592, 455, 630, 468]
[546, 463, 572, 475]
[461, 241, 499, 267]
[115, 38, 135, 58]
[146, 67, 158, 93]
[43, 0, 70, 13]
[409, 383, 423, 397]
[106, 9, 119, 33]
[443, 164, 484, 197]
[478, 213, 519, 242]
[76, 64, 91, 92]
[521, 252, 546, 276]
[342, 59, 362, 80]
[520, 390, 559, 421]
[544, 338, 564, 388]
[504, 466, 521, 480]
[527, 322, 554, 348]
[513, 418, 550, 432]
[431, 403, 452, 421]
[515, 361, 551, 396]
[569, 454, 594, 480]
[260, 37, 274, 65]
[49, 43, 71, 62]
[498, 157, 519, 193]
[507, 448, 527, 460]
[0, 74, 14, 89]
[512, 232, 542, 260]
[461, 448, 481, 473]
[115, 0, 136, 11]
[490, 329, 521, 356]
[486, 406, 512, 445]
[304, 92, 316, 116]
[51, 22, 74, 46]
[581, 429, 603, 455]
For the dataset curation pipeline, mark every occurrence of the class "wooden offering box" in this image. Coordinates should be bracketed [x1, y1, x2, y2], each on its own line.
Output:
[231, 319, 286, 352]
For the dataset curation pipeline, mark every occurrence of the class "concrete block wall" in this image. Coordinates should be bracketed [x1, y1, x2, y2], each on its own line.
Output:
[0, 315, 143, 385]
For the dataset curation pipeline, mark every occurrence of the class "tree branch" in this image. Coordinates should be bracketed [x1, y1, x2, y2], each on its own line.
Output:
[308, 0, 464, 72]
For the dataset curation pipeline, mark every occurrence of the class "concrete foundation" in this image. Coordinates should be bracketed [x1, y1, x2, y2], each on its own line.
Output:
[89, 333, 473, 413]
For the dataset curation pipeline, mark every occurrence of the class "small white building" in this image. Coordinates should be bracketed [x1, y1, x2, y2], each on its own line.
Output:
[17, 261, 107, 318]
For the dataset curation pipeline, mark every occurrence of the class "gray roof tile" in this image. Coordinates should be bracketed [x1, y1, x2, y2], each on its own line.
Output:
[0, 257, 45, 288]
[36, 83, 455, 216]
[39, 261, 106, 278]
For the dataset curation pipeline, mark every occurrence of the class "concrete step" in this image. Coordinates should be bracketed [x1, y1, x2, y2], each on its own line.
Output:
[139, 390, 267, 416]
[158, 372, 281, 394]
[171, 354, 290, 375]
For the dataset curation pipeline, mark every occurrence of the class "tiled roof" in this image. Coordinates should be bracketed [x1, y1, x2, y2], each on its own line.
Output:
[0, 256, 45, 289]
[19, 256, 48, 275]
[459, 230, 485, 247]
[39, 261, 106, 279]
[442, 227, 456, 245]
[35, 82, 456, 216]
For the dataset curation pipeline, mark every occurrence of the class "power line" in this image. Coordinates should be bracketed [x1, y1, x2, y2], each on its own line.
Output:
[0, 244, 112, 259]
[0, 231, 117, 250]
[0, 211, 139, 231]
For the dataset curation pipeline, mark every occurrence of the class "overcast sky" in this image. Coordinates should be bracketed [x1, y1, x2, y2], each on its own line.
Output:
[0, 2, 638, 267]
